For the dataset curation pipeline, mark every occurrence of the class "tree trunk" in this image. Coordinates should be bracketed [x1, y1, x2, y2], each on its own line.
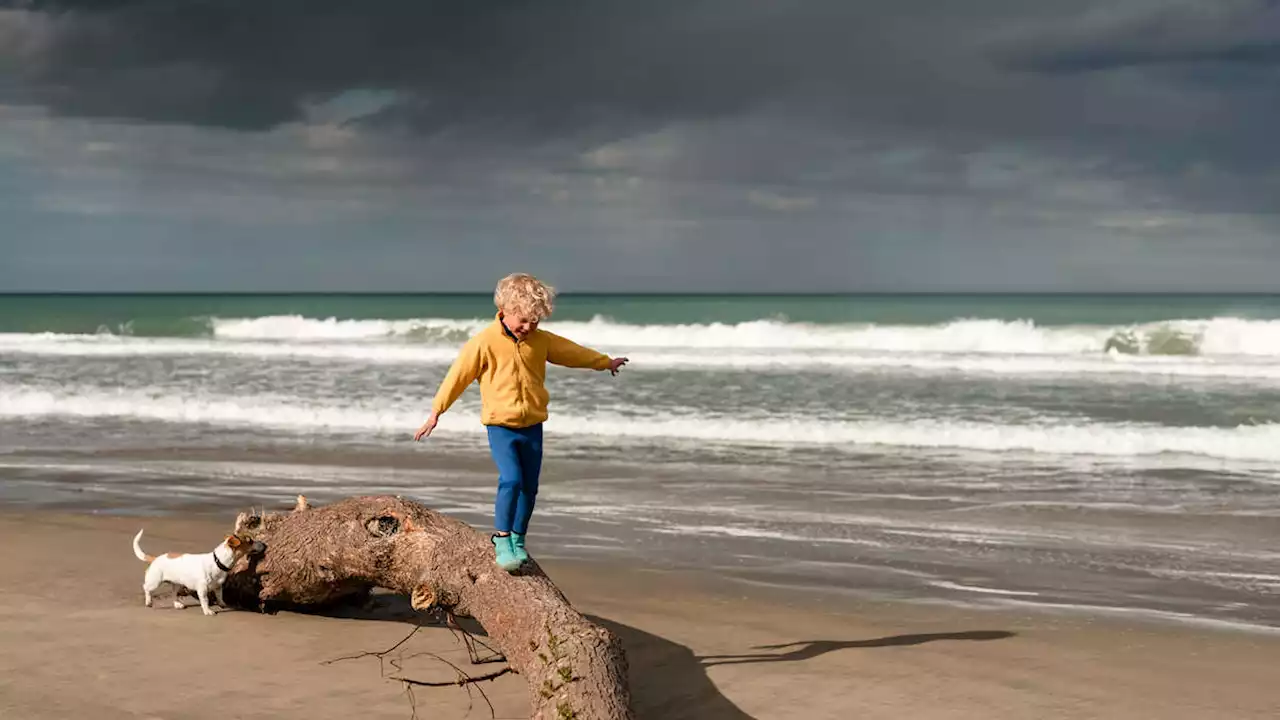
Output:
[221, 494, 633, 720]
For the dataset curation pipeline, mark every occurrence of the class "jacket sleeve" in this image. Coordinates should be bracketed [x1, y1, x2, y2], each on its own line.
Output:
[431, 336, 486, 414]
[544, 331, 612, 370]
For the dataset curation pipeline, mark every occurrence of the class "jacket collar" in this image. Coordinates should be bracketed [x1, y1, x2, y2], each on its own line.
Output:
[495, 311, 521, 343]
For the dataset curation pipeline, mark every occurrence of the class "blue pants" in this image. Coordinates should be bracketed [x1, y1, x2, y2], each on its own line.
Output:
[487, 424, 543, 534]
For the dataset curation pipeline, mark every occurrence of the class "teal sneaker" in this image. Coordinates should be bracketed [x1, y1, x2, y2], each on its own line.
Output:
[511, 533, 529, 564]
[491, 534, 522, 572]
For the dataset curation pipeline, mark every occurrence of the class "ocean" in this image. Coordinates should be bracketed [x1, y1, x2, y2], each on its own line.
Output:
[1, 293, 1278, 630]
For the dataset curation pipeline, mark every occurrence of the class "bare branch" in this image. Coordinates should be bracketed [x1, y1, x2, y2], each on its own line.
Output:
[323, 623, 511, 719]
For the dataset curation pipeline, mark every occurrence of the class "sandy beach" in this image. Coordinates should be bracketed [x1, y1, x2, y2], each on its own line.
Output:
[1, 509, 1276, 720]
[8, 0, 1280, 713]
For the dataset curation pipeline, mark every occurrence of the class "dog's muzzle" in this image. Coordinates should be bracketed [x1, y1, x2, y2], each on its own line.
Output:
[249, 540, 268, 556]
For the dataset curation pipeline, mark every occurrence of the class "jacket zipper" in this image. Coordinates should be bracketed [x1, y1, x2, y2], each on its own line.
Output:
[502, 321, 526, 421]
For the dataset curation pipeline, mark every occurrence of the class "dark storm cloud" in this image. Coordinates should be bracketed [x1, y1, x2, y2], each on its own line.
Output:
[6, 0, 858, 134]
[3, 2, 1275, 172]
[995, 1, 1280, 73]
[0, 1, 1076, 139]
[1, 1, 1278, 292]
[980, 1, 1280, 215]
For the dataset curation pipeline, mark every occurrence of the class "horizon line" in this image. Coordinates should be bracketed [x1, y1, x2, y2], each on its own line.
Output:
[2, 290, 1280, 297]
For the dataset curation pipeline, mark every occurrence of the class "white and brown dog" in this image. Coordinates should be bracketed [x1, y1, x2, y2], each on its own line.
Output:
[132, 529, 265, 616]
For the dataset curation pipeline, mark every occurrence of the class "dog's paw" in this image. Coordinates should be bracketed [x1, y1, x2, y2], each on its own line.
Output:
[203, 608, 217, 616]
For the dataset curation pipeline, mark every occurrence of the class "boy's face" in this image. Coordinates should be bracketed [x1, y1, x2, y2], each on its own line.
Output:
[500, 307, 539, 340]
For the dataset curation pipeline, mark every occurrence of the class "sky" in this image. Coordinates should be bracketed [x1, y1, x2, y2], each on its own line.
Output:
[0, 0, 1277, 293]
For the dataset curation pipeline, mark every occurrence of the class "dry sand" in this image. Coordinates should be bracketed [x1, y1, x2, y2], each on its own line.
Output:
[0, 510, 1276, 719]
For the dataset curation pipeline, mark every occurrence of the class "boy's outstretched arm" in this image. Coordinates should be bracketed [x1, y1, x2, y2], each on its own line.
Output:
[544, 331, 628, 375]
[415, 338, 485, 440]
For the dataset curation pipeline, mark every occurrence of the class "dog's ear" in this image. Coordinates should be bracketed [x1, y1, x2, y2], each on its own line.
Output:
[226, 534, 242, 548]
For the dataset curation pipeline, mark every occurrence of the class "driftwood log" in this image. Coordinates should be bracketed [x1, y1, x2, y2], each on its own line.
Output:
[221, 494, 633, 720]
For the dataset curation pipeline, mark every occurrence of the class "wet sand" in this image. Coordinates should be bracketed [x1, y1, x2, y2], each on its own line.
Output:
[5, 445, 1278, 631]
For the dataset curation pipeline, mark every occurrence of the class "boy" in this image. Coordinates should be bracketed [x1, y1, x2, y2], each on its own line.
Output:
[414, 273, 628, 572]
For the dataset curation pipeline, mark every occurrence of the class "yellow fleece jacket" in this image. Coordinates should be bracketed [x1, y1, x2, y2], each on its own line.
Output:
[431, 314, 613, 428]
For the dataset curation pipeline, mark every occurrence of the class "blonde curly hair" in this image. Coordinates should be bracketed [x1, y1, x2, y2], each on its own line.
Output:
[494, 273, 556, 319]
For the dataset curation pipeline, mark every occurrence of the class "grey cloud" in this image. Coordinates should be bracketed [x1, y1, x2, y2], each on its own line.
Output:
[994, 1, 1280, 73]
[5, 1, 796, 134]
[2, 3, 1273, 159]
[0, 2, 1076, 140]
[1, 1, 1279, 292]
[2, 2, 1275, 186]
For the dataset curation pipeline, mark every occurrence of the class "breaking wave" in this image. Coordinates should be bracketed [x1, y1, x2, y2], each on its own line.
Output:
[4, 386, 1280, 462]
[5, 315, 1280, 382]
[207, 315, 1280, 357]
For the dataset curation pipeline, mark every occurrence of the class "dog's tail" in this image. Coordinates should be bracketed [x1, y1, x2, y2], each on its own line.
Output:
[132, 529, 155, 563]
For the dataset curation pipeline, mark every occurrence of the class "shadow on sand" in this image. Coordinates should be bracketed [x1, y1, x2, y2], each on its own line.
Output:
[698, 630, 1017, 667]
[291, 592, 1015, 720]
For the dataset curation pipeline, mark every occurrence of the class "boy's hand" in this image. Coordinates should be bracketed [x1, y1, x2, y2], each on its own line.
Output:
[607, 357, 629, 375]
[414, 412, 439, 441]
